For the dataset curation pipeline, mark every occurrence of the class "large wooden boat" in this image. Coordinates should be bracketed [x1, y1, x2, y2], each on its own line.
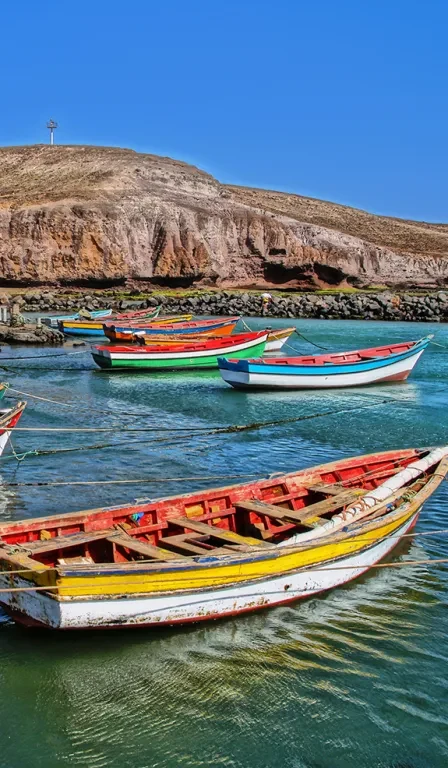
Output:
[104, 325, 295, 348]
[59, 306, 166, 336]
[91, 331, 268, 370]
[218, 336, 432, 390]
[0, 447, 445, 630]
[0, 402, 27, 456]
[104, 317, 240, 340]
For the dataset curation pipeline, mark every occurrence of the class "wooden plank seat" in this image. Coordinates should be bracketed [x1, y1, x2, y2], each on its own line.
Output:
[166, 516, 274, 548]
[235, 488, 367, 528]
[306, 483, 349, 495]
[23, 529, 116, 555]
[108, 534, 187, 561]
[158, 534, 219, 556]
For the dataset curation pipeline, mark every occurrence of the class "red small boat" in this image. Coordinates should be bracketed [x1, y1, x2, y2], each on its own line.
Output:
[0, 402, 27, 456]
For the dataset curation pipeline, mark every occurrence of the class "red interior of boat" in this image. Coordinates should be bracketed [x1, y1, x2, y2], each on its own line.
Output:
[229, 339, 420, 366]
[0, 449, 430, 567]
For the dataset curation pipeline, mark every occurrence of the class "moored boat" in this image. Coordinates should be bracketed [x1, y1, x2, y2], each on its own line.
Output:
[42, 309, 112, 328]
[59, 306, 167, 336]
[91, 331, 268, 370]
[104, 316, 240, 340]
[265, 327, 296, 352]
[0, 446, 445, 630]
[218, 336, 432, 390]
[0, 383, 8, 401]
[0, 401, 27, 456]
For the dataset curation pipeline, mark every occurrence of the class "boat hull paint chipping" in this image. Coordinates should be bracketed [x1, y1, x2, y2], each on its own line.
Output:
[0, 512, 418, 629]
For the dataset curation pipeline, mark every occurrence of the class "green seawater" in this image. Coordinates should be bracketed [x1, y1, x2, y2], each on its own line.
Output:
[0, 318, 447, 768]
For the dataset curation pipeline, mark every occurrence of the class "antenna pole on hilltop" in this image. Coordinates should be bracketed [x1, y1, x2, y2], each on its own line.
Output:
[46, 119, 58, 146]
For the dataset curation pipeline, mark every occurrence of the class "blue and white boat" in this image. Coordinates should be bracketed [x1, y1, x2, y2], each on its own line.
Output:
[42, 309, 112, 328]
[218, 336, 432, 390]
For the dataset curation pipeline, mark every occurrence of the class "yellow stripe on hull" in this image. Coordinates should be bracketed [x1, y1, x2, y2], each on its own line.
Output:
[54, 506, 415, 598]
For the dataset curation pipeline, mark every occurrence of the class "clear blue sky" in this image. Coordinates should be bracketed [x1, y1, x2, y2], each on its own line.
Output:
[1, 0, 447, 221]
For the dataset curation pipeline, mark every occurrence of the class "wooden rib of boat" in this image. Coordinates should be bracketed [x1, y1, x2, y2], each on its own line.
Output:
[104, 317, 240, 340]
[218, 336, 432, 390]
[0, 446, 445, 630]
[59, 306, 165, 336]
[91, 331, 268, 370]
[0, 401, 27, 456]
[42, 309, 113, 328]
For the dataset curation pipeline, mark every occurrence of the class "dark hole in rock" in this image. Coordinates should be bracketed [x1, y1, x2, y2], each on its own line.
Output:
[263, 263, 314, 285]
[313, 262, 347, 285]
[268, 248, 287, 256]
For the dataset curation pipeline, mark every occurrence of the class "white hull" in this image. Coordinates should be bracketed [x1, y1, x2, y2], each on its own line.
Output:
[0, 513, 418, 629]
[220, 350, 424, 389]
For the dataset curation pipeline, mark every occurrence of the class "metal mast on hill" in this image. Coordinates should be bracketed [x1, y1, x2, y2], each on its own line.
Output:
[46, 119, 58, 145]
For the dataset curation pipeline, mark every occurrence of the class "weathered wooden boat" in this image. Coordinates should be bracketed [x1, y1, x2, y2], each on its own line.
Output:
[59, 306, 166, 336]
[218, 336, 432, 390]
[91, 331, 268, 370]
[0, 446, 445, 630]
[0, 401, 27, 457]
[104, 317, 240, 340]
[42, 309, 112, 328]
[265, 327, 296, 352]
[0, 383, 8, 401]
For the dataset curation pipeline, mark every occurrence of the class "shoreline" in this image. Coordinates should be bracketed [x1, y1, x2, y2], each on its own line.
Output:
[7, 288, 447, 324]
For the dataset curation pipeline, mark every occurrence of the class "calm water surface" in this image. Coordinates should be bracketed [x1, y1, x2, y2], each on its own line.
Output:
[0, 318, 447, 768]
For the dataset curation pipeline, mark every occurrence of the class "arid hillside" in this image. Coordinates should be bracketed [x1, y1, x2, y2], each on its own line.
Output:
[0, 144, 446, 288]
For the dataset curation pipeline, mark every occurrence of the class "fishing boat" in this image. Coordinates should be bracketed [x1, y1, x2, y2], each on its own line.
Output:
[265, 327, 296, 352]
[59, 306, 167, 336]
[91, 331, 268, 370]
[0, 446, 445, 630]
[0, 401, 27, 457]
[104, 316, 240, 340]
[218, 336, 432, 390]
[0, 383, 8, 401]
[42, 309, 113, 328]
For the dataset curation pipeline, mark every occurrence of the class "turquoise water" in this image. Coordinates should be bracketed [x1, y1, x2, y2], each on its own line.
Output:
[0, 318, 447, 768]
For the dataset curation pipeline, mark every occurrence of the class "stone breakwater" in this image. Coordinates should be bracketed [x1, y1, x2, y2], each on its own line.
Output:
[2, 290, 448, 323]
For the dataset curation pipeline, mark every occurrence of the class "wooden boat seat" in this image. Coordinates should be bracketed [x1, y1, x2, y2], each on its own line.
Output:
[158, 534, 217, 556]
[166, 516, 274, 548]
[235, 487, 367, 527]
[24, 529, 116, 555]
[108, 534, 187, 561]
[306, 483, 349, 495]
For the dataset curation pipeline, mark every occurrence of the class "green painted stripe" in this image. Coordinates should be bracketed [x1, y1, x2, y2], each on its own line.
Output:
[92, 341, 266, 369]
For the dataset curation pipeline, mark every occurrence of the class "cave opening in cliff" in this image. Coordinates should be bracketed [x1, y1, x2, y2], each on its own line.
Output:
[59, 278, 127, 289]
[145, 275, 206, 289]
[263, 263, 315, 286]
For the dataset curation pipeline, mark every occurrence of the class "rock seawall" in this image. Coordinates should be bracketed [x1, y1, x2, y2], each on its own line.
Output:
[9, 289, 448, 323]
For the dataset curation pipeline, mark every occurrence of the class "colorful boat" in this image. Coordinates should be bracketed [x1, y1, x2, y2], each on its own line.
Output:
[0, 383, 8, 401]
[218, 336, 432, 390]
[0, 401, 27, 456]
[104, 317, 240, 340]
[265, 327, 296, 352]
[42, 309, 113, 328]
[0, 446, 445, 630]
[59, 306, 166, 336]
[91, 331, 268, 370]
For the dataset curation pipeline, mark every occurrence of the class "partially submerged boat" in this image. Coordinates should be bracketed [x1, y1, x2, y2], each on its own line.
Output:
[91, 331, 268, 370]
[0, 401, 27, 456]
[218, 336, 432, 390]
[0, 447, 445, 630]
[104, 317, 240, 340]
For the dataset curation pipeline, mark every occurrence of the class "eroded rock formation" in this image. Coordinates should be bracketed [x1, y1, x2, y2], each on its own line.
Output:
[0, 144, 447, 288]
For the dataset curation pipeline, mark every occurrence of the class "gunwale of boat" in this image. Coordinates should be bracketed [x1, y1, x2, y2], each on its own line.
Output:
[0, 401, 27, 431]
[94, 331, 267, 355]
[227, 336, 430, 367]
[0, 448, 444, 590]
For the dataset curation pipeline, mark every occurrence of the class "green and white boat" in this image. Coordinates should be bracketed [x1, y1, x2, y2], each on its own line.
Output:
[91, 331, 268, 370]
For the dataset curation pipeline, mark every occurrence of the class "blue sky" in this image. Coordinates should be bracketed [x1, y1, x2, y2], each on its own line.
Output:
[1, 0, 447, 221]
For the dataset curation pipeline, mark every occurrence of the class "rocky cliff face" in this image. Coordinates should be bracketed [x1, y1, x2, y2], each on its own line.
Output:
[0, 144, 447, 288]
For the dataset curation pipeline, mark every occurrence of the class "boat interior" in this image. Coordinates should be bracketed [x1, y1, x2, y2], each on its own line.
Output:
[231, 339, 422, 367]
[0, 449, 437, 571]
[96, 332, 265, 355]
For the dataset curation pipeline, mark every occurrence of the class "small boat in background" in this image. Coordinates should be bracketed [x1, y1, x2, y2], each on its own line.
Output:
[0, 401, 27, 456]
[265, 327, 296, 352]
[0, 446, 445, 629]
[42, 309, 113, 328]
[104, 316, 240, 340]
[59, 306, 164, 336]
[91, 331, 268, 370]
[218, 336, 432, 390]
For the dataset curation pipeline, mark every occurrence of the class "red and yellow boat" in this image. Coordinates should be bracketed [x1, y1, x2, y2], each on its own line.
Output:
[104, 316, 240, 342]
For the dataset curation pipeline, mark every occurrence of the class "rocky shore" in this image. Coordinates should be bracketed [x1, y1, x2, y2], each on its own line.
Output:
[7, 289, 448, 324]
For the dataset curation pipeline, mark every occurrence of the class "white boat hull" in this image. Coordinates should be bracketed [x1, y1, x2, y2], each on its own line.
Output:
[0, 512, 418, 629]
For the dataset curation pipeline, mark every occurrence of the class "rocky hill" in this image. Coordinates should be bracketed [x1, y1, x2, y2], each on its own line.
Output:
[0, 144, 446, 289]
